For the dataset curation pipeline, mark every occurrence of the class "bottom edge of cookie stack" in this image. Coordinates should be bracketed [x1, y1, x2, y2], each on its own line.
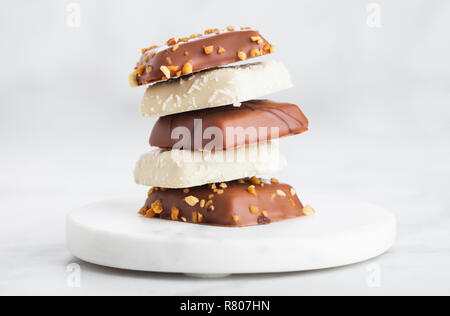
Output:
[138, 177, 315, 228]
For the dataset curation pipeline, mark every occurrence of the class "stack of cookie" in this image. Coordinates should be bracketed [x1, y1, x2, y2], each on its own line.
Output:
[129, 26, 315, 227]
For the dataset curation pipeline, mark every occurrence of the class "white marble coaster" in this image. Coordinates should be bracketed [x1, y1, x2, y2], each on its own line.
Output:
[66, 196, 396, 275]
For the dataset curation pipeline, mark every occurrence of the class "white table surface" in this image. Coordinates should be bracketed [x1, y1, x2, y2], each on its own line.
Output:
[1, 128, 449, 296]
[1, 0, 450, 296]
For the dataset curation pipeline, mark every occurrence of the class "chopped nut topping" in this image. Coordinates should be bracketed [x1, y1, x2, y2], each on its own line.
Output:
[184, 51, 189, 56]
[185, 196, 199, 207]
[147, 188, 155, 196]
[143, 56, 149, 63]
[136, 65, 145, 76]
[250, 48, 261, 58]
[303, 205, 316, 216]
[180, 37, 189, 43]
[167, 65, 179, 71]
[227, 26, 235, 31]
[182, 62, 193, 75]
[176, 71, 182, 77]
[200, 200, 206, 208]
[192, 211, 198, 223]
[250, 36, 263, 45]
[289, 199, 296, 207]
[146, 66, 153, 73]
[261, 211, 269, 218]
[181, 217, 187, 222]
[276, 190, 287, 197]
[171, 207, 179, 220]
[151, 200, 164, 214]
[269, 45, 276, 54]
[249, 177, 261, 185]
[270, 178, 279, 184]
[172, 44, 179, 51]
[260, 183, 265, 187]
[189, 34, 197, 39]
[205, 200, 213, 211]
[248, 185, 257, 197]
[263, 44, 270, 51]
[166, 57, 172, 65]
[128, 73, 138, 87]
[198, 213, 204, 223]
[204, 28, 219, 35]
[232, 215, 240, 223]
[249, 205, 259, 214]
[270, 193, 276, 199]
[217, 189, 224, 195]
[160, 66, 171, 79]
[237, 51, 247, 61]
[166, 37, 178, 46]
[204, 46, 214, 55]
[208, 194, 214, 199]
[219, 183, 228, 189]
[208, 205, 215, 212]
[211, 184, 217, 190]
[145, 209, 156, 218]
[150, 52, 156, 58]
[290, 188, 296, 196]
[138, 206, 147, 216]
[238, 179, 246, 184]
[183, 188, 190, 194]
[240, 26, 251, 30]
[217, 47, 226, 54]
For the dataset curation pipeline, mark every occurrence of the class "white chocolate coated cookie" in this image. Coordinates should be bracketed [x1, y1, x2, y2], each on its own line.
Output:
[134, 142, 286, 188]
[140, 61, 293, 117]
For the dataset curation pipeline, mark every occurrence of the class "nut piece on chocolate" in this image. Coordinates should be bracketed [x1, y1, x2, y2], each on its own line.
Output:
[130, 27, 275, 86]
[150, 100, 309, 151]
[139, 179, 305, 227]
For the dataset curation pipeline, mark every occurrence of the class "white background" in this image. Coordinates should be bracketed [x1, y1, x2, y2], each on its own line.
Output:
[0, 0, 449, 295]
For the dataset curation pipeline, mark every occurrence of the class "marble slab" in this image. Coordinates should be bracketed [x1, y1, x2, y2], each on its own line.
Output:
[66, 196, 396, 275]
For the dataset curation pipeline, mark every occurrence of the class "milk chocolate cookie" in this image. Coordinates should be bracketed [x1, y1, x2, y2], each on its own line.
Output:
[150, 100, 309, 150]
[130, 27, 275, 86]
[138, 178, 312, 227]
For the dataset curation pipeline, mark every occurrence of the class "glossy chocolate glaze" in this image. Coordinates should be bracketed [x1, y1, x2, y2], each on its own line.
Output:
[133, 30, 273, 86]
[150, 100, 309, 150]
[139, 179, 304, 227]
